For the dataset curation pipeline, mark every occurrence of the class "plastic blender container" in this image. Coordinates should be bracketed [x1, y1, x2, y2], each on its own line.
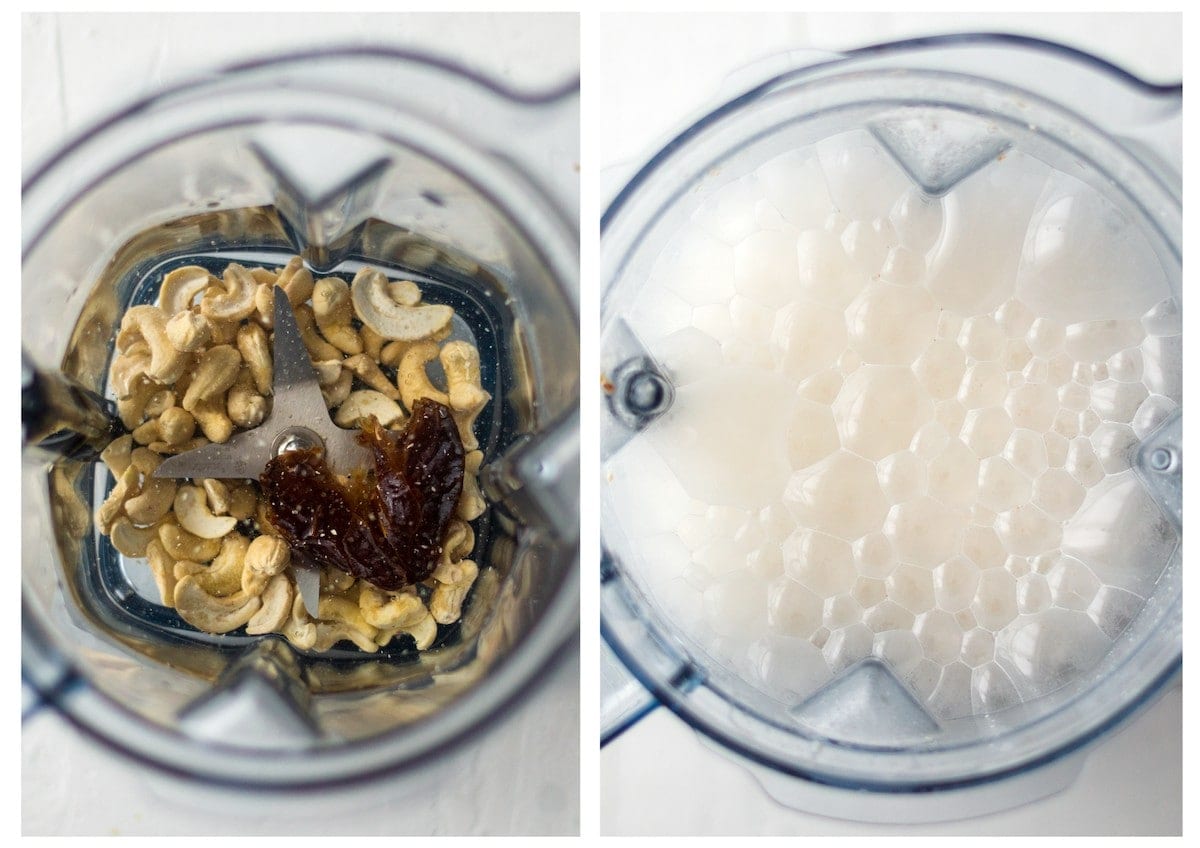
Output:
[23, 48, 579, 789]
[600, 35, 1180, 823]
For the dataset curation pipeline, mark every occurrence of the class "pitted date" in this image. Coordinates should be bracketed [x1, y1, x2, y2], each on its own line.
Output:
[261, 399, 466, 590]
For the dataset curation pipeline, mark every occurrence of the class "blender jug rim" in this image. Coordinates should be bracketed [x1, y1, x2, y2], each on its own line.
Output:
[599, 32, 1181, 795]
[601, 32, 1181, 235]
[23, 44, 580, 196]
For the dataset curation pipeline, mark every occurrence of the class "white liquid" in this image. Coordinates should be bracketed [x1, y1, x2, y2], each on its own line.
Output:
[606, 132, 1180, 719]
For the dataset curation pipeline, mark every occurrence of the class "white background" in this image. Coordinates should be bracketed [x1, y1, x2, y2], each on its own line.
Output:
[596, 11, 1182, 837]
[21, 12, 579, 837]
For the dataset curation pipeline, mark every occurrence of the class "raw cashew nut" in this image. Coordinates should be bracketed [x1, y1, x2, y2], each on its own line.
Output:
[314, 596, 380, 652]
[160, 520, 222, 563]
[246, 535, 291, 575]
[110, 344, 153, 398]
[97, 465, 141, 534]
[100, 434, 134, 476]
[144, 389, 175, 419]
[110, 516, 164, 557]
[321, 367, 353, 409]
[117, 376, 163, 429]
[200, 263, 258, 322]
[159, 266, 216, 315]
[360, 324, 386, 361]
[246, 575, 294, 635]
[344, 354, 401, 399]
[227, 369, 268, 429]
[236, 323, 272, 396]
[119, 306, 191, 383]
[173, 575, 261, 634]
[334, 390, 405, 429]
[294, 305, 343, 362]
[403, 613, 438, 651]
[359, 586, 427, 629]
[146, 539, 179, 607]
[253, 282, 276, 329]
[457, 450, 486, 521]
[431, 520, 476, 584]
[277, 257, 315, 306]
[397, 341, 450, 411]
[201, 479, 231, 515]
[175, 532, 247, 597]
[430, 559, 479, 624]
[192, 399, 235, 444]
[440, 341, 490, 450]
[350, 268, 453, 341]
[313, 277, 363, 355]
[165, 311, 212, 353]
[389, 280, 422, 306]
[182, 345, 242, 412]
[174, 485, 238, 539]
[281, 593, 317, 650]
[125, 475, 177, 527]
[132, 406, 195, 447]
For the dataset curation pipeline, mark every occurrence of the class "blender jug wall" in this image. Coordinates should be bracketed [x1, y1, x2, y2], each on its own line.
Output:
[600, 35, 1180, 822]
[23, 49, 579, 787]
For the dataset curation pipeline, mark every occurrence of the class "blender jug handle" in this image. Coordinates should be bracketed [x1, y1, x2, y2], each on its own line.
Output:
[22, 350, 124, 462]
[601, 636, 659, 746]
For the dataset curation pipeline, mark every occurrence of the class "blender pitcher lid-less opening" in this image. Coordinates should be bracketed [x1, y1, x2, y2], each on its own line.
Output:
[23, 49, 579, 789]
[600, 35, 1179, 813]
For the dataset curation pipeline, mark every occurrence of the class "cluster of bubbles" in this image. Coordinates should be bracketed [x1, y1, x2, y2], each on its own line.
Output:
[606, 132, 1180, 720]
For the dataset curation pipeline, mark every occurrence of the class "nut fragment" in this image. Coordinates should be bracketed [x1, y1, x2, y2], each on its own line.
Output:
[334, 390, 405, 429]
[344, 353, 401, 399]
[227, 485, 258, 521]
[321, 367, 353, 409]
[176, 532, 248, 597]
[236, 323, 273, 395]
[133, 406, 195, 447]
[313, 277, 363, 354]
[350, 268, 453, 341]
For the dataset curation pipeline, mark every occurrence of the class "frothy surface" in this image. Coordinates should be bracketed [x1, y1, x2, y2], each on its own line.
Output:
[606, 133, 1180, 720]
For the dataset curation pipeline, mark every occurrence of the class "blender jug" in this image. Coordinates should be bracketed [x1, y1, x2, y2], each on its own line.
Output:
[600, 36, 1180, 823]
[22, 49, 579, 788]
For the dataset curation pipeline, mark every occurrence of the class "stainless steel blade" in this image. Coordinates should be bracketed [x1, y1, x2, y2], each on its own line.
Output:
[292, 552, 322, 618]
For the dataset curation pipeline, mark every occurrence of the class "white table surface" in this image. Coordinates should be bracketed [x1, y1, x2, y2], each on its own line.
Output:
[21, 12, 579, 837]
[597, 12, 1182, 837]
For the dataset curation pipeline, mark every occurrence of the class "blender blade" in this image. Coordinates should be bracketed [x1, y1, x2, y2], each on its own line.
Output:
[154, 285, 371, 615]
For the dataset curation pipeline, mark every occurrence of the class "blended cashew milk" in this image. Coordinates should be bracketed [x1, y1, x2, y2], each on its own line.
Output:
[605, 131, 1181, 719]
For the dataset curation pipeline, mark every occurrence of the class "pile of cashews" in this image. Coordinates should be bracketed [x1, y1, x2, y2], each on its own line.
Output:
[97, 258, 489, 652]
